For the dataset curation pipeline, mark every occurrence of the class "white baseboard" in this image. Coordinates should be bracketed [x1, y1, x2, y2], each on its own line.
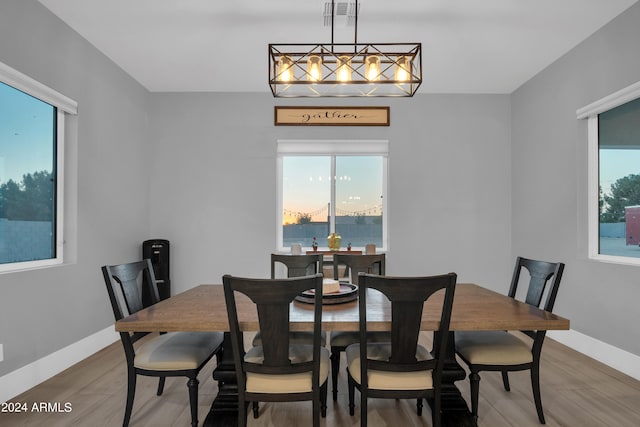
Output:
[0, 326, 119, 403]
[548, 329, 640, 381]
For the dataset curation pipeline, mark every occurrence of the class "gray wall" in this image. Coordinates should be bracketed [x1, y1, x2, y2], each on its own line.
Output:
[148, 94, 512, 295]
[0, 0, 151, 376]
[511, 2, 640, 356]
[2, 0, 639, 384]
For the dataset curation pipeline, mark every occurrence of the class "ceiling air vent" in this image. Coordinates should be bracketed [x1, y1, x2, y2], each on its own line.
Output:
[324, 2, 359, 27]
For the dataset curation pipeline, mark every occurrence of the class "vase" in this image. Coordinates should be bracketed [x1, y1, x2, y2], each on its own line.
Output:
[327, 233, 342, 251]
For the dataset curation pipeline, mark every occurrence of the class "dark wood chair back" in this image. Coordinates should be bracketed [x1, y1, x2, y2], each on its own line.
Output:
[223, 273, 324, 376]
[358, 273, 457, 378]
[508, 256, 565, 350]
[509, 256, 565, 312]
[332, 253, 386, 285]
[102, 259, 159, 346]
[271, 253, 323, 278]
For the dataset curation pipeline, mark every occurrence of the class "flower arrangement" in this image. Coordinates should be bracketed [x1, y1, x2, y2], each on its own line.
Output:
[347, 242, 352, 251]
[312, 237, 318, 251]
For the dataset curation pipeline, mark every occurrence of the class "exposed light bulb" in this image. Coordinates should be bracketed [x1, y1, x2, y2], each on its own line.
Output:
[337, 55, 352, 82]
[277, 55, 294, 82]
[365, 55, 380, 81]
[395, 56, 411, 82]
[307, 55, 322, 81]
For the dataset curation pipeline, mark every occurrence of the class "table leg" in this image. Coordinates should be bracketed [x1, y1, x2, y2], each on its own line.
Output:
[436, 331, 477, 427]
[203, 332, 240, 427]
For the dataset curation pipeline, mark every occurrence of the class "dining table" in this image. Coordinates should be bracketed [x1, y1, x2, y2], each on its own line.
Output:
[115, 283, 569, 427]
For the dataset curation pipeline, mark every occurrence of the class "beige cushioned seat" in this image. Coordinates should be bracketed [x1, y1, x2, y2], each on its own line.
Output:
[134, 332, 223, 371]
[244, 344, 330, 393]
[345, 343, 434, 390]
[455, 331, 533, 365]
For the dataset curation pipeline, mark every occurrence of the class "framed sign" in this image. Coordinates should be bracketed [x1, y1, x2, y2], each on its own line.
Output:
[274, 106, 390, 126]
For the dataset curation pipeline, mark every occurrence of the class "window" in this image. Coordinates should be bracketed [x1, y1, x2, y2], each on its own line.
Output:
[578, 81, 640, 265]
[0, 61, 77, 273]
[277, 140, 388, 252]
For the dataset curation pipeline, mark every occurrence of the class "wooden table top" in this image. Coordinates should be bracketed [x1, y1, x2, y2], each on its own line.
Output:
[115, 283, 569, 333]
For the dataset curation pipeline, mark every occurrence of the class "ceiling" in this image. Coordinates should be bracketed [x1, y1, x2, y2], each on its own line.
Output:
[38, 0, 637, 94]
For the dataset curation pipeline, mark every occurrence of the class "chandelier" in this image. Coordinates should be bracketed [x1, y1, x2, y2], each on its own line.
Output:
[268, 1, 422, 98]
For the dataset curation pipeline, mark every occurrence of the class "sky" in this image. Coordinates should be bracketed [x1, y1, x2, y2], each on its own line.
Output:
[282, 155, 383, 224]
[0, 82, 55, 185]
[599, 148, 640, 194]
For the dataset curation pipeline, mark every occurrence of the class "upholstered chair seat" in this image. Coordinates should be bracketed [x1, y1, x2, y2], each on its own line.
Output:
[454, 331, 533, 365]
[244, 345, 330, 393]
[346, 343, 434, 390]
[134, 332, 223, 371]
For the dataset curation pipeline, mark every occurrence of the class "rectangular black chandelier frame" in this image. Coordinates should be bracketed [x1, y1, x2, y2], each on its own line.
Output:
[268, 42, 422, 98]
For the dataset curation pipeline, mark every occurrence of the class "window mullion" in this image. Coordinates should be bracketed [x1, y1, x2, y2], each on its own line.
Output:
[330, 156, 336, 234]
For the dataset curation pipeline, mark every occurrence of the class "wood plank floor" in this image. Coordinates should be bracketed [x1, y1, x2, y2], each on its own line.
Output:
[2, 332, 639, 427]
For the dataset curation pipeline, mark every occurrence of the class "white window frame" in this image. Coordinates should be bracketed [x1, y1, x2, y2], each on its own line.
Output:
[276, 139, 389, 252]
[0, 61, 77, 273]
[577, 80, 640, 266]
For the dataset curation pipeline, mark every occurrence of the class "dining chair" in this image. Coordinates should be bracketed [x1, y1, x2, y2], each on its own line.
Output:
[253, 254, 326, 348]
[329, 253, 386, 401]
[223, 273, 329, 427]
[102, 259, 223, 427]
[454, 256, 565, 424]
[251, 253, 326, 417]
[346, 273, 457, 427]
[271, 253, 323, 277]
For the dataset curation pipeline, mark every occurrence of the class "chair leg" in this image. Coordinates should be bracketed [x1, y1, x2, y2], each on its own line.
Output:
[347, 372, 356, 416]
[320, 381, 328, 417]
[501, 370, 511, 391]
[156, 377, 166, 396]
[330, 347, 341, 401]
[433, 391, 441, 427]
[238, 395, 248, 427]
[469, 370, 481, 422]
[531, 365, 546, 424]
[313, 388, 321, 427]
[252, 401, 259, 418]
[123, 368, 137, 427]
[360, 388, 368, 427]
[417, 398, 423, 416]
[187, 377, 199, 427]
